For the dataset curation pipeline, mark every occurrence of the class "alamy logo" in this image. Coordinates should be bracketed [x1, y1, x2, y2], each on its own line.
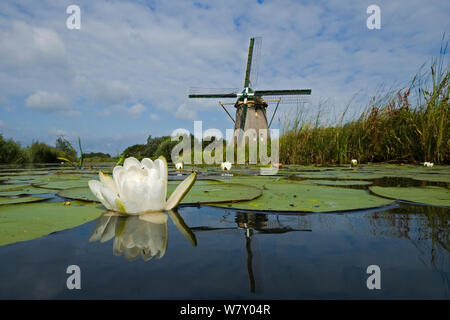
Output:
[366, 265, 381, 290]
[66, 265, 81, 290]
[366, 5, 381, 30]
[66, 5, 81, 30]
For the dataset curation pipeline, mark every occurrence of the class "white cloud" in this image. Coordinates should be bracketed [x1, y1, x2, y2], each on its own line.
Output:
[0, 20, 66, 68]
[125, 103, 146, 118]
[48, 128, 67, 136]
[175, 103, 197, 120]
[94, 80, 132, 105]
[150, 113, 160, 120]
[0, 119, 6, 129]
[25, 91, 69, 113]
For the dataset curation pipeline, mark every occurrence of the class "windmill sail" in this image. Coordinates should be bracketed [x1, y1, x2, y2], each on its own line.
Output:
[248, 37, 262, 88]
[188, 87, 239, 98]
[255, 89, 311, 96]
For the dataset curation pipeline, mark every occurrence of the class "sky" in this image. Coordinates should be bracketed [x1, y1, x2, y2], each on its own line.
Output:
[0, 0, 449, 155]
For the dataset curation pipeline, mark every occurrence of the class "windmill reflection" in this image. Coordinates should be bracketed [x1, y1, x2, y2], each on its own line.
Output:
[235, 212, 312, 293]
[190, 211, 312, 293]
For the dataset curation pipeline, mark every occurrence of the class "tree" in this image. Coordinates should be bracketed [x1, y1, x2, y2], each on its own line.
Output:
[0, 134, 28, 164]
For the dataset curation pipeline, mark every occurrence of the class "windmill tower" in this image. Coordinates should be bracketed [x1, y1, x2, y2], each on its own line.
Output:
[188, 37, 312, 143]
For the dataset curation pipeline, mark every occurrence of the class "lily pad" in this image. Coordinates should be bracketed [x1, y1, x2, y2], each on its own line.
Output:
[0, 196, 50, 205]
[369, 186, 450, 207]
[302, 180, 372, 186]
[37, 179, 90, 190]
[58, 187, 100, 202]
[0, 184, 29, 192]
[171, 182, 262, 204]
[0, 186, 59, 196]
[0, 200, 104, 246]
[411, 174, 450, 183]
[214, 180, 394, 212]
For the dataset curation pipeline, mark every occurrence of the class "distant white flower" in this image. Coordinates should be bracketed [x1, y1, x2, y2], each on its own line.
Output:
[88, 156, 196, 215]
[424, 162, 434, 167]
[175, 162, 183, 170]
[221, 161, 232, 171]
[351, 159, 358, 167]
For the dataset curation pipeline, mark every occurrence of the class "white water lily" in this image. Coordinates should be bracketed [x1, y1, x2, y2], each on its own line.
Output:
[221, 161, 232, 171]
[351, 159, 358, 167]
[88, 156, 196, 215]
[175, 162, 183, 170]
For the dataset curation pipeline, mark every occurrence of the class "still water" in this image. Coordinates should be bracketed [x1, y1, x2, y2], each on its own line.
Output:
[0, 202, 448, 299]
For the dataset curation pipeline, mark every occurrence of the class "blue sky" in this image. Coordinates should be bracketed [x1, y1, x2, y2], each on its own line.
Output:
[0, 0, 449, 155]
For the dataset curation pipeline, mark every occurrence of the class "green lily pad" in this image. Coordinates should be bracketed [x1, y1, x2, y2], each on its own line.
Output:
[0, 184, 29, 192]
[58, 187, 99, 202]
[214, 180, 394, 212]
[37, 179, 90, 190]
[0, 200, 104, 246]
[369, 186, 450, 207]
[0, 196, 50, 205]
[170, 182, 262, 204]
[411, 174, 450, 183]
[301, 179, 372, 186]
[0, 186, 59, 196]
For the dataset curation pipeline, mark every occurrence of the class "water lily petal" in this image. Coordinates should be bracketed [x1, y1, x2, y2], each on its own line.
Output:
[99, 171, 118, 195]
[120, 198, 146, 215]
[112, 165, 125, 196]
[123, 157, 142, 170]
[88, 180, 114, 210]
[165, 172, 197, 210]
[145, 178, 165, 211]
[98, 182, 120, 211]
[155, 157, 168, 201]
[141, 158, 154, 170]
[120, 166, 146, 201]
[139, 212, 168, 224]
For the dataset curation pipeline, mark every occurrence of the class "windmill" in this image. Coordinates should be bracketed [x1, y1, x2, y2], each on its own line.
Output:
[188, 37, 311, 142]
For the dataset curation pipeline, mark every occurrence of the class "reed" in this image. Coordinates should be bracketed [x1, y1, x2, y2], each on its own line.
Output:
[280, 43, 449, 165]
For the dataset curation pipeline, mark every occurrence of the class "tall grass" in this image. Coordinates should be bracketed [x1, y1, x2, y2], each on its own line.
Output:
[280, 44, 449, 165]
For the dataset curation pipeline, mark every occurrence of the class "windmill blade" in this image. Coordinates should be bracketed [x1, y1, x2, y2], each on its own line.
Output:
[264, 95, 311, 105]
[244, 38, 258, 87]
[255, 89, 312, 96]
[248, 37, 262, 88]
[188, 87, 239, 99]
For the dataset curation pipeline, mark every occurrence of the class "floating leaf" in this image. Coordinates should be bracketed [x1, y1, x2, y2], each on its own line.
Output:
[214, 180, 393, 212]
[301, 180, 372, 186]
[0, 184, 29, 192]
[369, 186, 450, 207]
[37, 179, 90, 190]
[0, 200, 104, 246]
[57, 187, 99, 202]
[0, 196, 50, 205]
[0, 186, 59, 196]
